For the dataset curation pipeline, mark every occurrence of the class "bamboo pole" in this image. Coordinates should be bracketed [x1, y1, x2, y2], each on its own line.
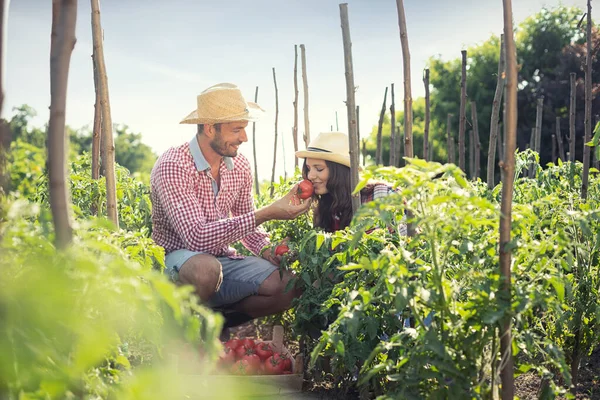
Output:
[390, 83, 396, 167]
[300, 44, 310, 146]
[0, 0, 9, 197]
[48, 0, 76, 249]
[339, 3, 360, 214]
[499, 0, 517, 396]
[395, 0, 413, 159]
[569, 72, 577, 162]
[471, 101, 481, 180]
[534, 96, 544, 155]
[423, 68, 430, 161]
[488, 35, 506, 189]
[552, 134, 557, 163]
[252, 86, 260, 195]
[376, 87, 388, 165]
[459, 50, 467, 172]
[91, 53, 101, 180]
[362, 139, 366, 167]
[469, 129, 475, 178]
[446, 113, 455, 164]
[293, 45, 299, 167]
[581, 0, 592, 201]
[356, 105, 360, 146]
[91, 0, 118, 228]
[270, 68, 278, 198]
[556, 117, 566, 162]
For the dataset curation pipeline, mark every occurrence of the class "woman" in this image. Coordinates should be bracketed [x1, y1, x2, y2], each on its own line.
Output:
[296, 131, 405, 233]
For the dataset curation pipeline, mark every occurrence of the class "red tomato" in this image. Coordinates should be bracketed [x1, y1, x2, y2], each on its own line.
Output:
[240, 338, 255, 349]
[224, 339, 241, 351]
[230, 359, 251, 375]
[297, 180, 314, 199]
[264, 354, 285, 375]
[254, 342, 274, 361]
[235, 343, 257, 359]
[274, 244, 289, 256]
[275, 352, 293, 371]
[242, 353, 261, 371]
[218, 347, 236, 367]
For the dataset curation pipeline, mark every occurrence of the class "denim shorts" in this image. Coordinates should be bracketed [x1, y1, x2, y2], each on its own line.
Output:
[165, 250, 277, 308]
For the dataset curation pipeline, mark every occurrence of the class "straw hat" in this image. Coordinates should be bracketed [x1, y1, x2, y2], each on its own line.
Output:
[180, 83, 264, 124]
[295, 131, 351, 167]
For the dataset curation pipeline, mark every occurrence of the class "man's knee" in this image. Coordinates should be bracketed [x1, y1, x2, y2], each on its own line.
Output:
[264, 270, 301, 311]
[179, 255, 223, 301]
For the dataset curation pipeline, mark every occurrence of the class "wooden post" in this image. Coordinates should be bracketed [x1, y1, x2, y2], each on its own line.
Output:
[91, 0, 118, 228]
[459, 50, 467, 172]
[48, 0, 76, 249]
[488, 35, 505, 189]
[581, 0, 592, 201]
[339, 3, 360, 214]
[252, 86, 260, 195]
[395, 0, 413, 159]
[91, 53, 101, 180]
[569, 72, 577, 162]
[300, 44, 310, 146]
[471, 101, 481, 180]
[446, 113, 455, 164]
[362, 139, 366, 167]
[423, 68, 430, 161]
[534, 97, 544, 155]
[0, 0, 9, 197]
[528, 128, 535, 178]
[390, 83, 396, 167]
[499, 0, 517, 395]
[376, 87, 388, 165]
[556, 117, 566, 162]
[356, 105, 360, 146]
[293, 45, 299, 167]
[469, 129, 475, 178]
[551, 134, 557, 164]
[270, 68, 278, 198]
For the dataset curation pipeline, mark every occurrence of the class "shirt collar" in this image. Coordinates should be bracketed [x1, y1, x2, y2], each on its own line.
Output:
[189, 136, 234, 172]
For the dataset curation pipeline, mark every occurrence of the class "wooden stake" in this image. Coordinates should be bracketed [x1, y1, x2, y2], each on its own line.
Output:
[293, 45, 299, 167]
[552, 134, 557, 164]
[376, 87, 388, 165]
[569, 72, 577, 162]
[534, 96, 544, 155]
[395, 0, 413, 159]
[0, 0, 10, 197]
[300, 44, 310, 146]
[556, 117, 566, 162]
[581, 0, 592, 201]
[339, 3, 360, 214]
[270, 68, 278, 198]
[459, 50, 467, 172]
[499, 0, 517, 395]
[91, 52, 101, 180]
[488, 35, 505, 189]
[390, 83, 396, 167]
[91, 0, 118, 228]
[252, 86, 260, 195]
[48, 0, 76, 249]
[471, 101, 481, 180]
[423, 68, 430, 161]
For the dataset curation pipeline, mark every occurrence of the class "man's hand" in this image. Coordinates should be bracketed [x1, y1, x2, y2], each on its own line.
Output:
[261, 246, 281, 266]
[255, 184, 312, 225]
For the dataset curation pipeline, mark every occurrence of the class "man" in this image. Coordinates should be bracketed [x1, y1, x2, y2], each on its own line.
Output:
[150, 83, 310, 326]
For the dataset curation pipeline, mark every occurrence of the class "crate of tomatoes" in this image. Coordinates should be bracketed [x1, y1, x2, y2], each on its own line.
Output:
[179, 325, 304, 395]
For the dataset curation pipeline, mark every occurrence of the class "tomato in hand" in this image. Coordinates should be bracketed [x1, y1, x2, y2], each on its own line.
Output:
[297, 179, 314, 199]
[254, 342, 274, 361]
[274, 244, 289, 256]
[264, 354, 285, 375]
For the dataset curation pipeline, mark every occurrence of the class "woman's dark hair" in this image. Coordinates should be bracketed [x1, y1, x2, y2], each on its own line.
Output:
[302, 159, 353, 232]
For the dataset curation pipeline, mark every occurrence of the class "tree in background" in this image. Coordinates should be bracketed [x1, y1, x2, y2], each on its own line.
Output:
[113, 124, 157, 177]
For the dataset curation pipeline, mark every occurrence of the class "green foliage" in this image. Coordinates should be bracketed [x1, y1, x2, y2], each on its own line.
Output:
[114, 124, 158, 176]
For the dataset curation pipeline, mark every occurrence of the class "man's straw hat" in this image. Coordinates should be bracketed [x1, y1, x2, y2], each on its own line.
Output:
[295, 131, 351, 167]
[180, 83, 264, 124]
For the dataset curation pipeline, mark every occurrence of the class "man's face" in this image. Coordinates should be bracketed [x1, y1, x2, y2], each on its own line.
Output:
[209, 121, 249, 157]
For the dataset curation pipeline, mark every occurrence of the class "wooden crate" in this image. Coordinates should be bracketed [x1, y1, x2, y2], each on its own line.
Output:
[177, 325, 304, 396]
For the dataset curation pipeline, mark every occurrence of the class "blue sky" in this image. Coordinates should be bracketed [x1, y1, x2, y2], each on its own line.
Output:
[5, 0, 582, 181]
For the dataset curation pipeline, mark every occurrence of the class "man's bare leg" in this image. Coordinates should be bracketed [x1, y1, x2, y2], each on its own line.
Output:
[177, 254, 223, 302]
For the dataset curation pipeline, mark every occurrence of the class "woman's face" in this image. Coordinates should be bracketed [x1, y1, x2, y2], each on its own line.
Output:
[305, 158, 330, 195]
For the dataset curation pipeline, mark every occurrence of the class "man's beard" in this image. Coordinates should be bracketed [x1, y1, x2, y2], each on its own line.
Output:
[210, 136, 238, 157]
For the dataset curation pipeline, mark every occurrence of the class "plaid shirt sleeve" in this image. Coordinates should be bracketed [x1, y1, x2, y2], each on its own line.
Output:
[152, 160, 260, 253]
[232, 166, 270, 256]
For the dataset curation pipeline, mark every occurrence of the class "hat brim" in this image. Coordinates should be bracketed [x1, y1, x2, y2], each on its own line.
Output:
[295, 150, 351, 167]
[180, 101, 265, 124]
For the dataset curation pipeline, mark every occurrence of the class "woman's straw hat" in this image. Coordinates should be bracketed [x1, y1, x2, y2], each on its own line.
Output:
[180, 83, 264, 124]
[295, 131, 351, 167]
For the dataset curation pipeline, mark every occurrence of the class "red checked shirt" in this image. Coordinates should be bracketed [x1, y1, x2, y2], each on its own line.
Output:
[150, 137, 270, 257]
